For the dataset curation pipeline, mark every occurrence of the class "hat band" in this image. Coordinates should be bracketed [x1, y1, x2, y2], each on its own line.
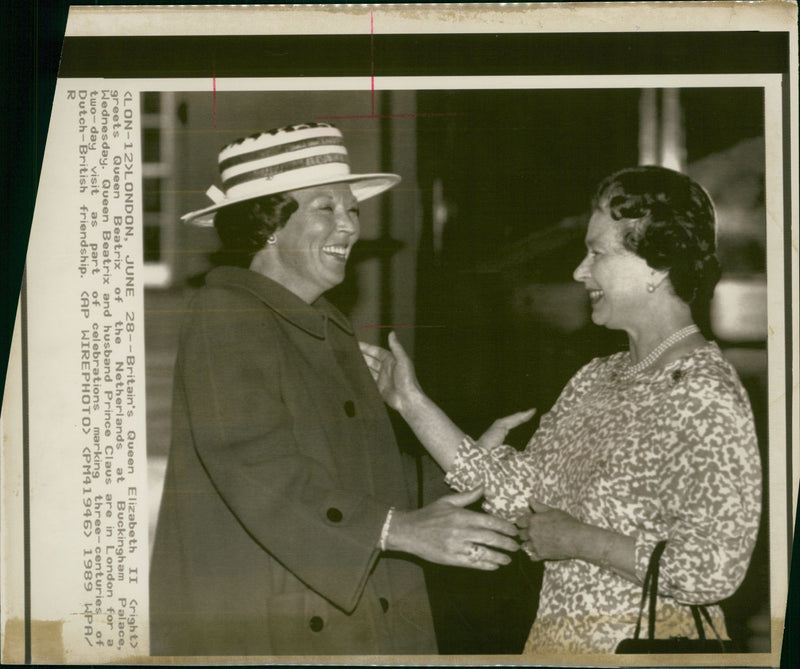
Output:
[223, 153, 350, 191]
[219, 135, 345, 172]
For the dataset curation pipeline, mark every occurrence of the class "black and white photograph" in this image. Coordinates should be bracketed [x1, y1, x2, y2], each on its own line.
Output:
[1, 3, 797, 666]
[143, 86, 772, 658]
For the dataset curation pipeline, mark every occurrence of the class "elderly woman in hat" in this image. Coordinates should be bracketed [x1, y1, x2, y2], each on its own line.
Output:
[149, 123, 519, 656]
[361, 166, 761, 654]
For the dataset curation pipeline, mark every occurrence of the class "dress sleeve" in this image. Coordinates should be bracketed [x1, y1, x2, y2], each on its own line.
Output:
[177, 290, 389, 613]
[633, 368, 762, 604]
[444, 363, 592, 522]
[444, 437, 537, 522]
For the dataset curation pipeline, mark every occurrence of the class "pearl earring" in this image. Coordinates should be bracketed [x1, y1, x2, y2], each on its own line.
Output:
[646, 283, 655, 293]
[267, 234, 277, 245]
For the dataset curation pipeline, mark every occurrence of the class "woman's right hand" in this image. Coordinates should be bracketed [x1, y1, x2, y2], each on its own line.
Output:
[362, 332, 466, 471]
[476, 408, 537, 451]
[359, 331, 422, 413]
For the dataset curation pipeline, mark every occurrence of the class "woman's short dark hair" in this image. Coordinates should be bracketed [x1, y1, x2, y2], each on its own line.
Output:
[592, 165, 721, 307]
[212, 193, 298, 268]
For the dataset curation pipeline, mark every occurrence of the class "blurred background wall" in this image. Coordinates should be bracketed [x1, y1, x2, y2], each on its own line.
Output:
[142, 87, 768, 654]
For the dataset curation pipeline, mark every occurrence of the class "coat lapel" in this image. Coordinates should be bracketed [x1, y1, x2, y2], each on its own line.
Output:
[205, 267, 391, 499]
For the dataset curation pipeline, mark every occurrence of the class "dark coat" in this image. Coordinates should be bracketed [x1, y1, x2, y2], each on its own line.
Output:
[149, 266, 436, 656]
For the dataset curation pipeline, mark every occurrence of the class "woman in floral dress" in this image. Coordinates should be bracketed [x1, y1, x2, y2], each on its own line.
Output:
[361, 166, 762, 654]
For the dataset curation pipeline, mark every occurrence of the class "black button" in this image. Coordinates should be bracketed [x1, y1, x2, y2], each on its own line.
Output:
[326, 507, 343, 522]
[309, 616, 324, 632]
[344, 401, 356, 417]
[379, 597, 389, 613]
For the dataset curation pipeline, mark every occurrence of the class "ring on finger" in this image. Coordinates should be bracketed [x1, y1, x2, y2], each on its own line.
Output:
[466, 543, 485, 563]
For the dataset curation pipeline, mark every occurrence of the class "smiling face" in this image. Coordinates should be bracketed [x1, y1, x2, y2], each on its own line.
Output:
[572, 208, 656, 332]
[268, 184, 360, 303]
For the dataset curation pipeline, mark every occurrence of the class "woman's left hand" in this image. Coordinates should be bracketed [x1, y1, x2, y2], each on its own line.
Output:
[517, 498, 586, 561]
[475, 408, 537, 451]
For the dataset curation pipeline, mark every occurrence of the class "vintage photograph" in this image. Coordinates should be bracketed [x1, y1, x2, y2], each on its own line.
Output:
[142, 85, 772, 657]
[2, 3, 797, 666]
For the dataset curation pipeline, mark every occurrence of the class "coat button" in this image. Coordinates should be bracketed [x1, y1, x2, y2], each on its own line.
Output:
[326, 507, 343, 522]
[344, 400, 356, 417]
[379, 597, 389, 613]
[309, 616, 324, 632]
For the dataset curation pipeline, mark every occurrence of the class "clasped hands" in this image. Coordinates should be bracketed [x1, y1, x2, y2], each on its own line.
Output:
[386, 486, 520, 571]
[360, 332, 585, 566]
[387, 488, 585, 569]
[516, 499, 586, 562]
[475, 412, 587, 562]
[424, 379, 585, 563]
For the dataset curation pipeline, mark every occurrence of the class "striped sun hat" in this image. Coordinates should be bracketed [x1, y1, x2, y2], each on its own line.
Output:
[182, 122, 401, 225]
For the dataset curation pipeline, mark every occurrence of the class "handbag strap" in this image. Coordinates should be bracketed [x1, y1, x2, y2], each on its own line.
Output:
[633, 540, 725, 647]
[695, 602, 727, 648]
[632, 539, 667, 640]
[690, 605, 707, 640]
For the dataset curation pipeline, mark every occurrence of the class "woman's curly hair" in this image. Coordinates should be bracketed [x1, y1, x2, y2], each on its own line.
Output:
[591, 166, 721, 308]
[212, 193, 299, 268]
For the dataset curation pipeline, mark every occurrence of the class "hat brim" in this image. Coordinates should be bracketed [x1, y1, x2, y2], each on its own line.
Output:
[181, 172, 401, 226]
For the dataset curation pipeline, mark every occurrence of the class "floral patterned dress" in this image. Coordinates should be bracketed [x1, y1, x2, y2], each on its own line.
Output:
[445, 342, 761, 654]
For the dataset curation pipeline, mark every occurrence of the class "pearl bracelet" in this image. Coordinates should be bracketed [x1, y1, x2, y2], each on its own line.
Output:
[379, 507, 395, 552]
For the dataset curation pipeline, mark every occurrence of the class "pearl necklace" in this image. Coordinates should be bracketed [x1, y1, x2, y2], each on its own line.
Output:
[619, 324, 700, 381]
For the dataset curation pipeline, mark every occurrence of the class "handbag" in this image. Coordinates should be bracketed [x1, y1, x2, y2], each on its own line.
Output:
[616, 540, 737, 654]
